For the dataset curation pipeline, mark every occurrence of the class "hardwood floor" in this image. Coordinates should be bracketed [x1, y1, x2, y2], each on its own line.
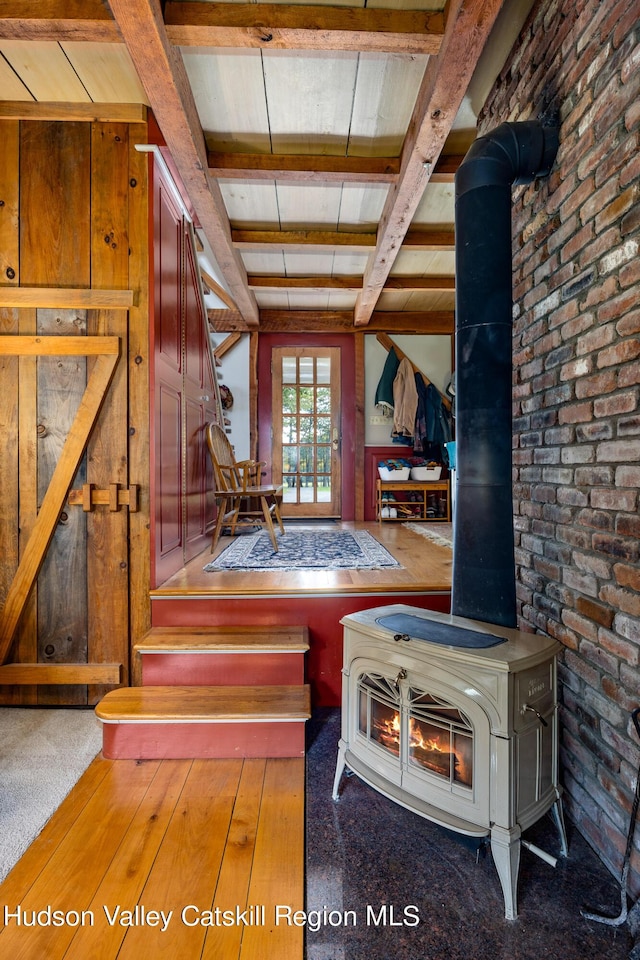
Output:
[0, 755, 305, 960]
[154, 521, 453, 597]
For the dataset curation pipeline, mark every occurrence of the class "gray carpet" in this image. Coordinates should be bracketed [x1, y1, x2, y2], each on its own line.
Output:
[0, 707, 102, 883]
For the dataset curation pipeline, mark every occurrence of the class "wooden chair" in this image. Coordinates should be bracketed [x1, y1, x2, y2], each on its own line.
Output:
[205, 422, 285, 552]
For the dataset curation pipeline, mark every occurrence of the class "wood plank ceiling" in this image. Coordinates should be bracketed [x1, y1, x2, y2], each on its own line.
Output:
[0, 0, 535, 331]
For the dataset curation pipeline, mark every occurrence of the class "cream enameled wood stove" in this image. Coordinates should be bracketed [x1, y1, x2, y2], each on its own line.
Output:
[332, 604, 568, 920]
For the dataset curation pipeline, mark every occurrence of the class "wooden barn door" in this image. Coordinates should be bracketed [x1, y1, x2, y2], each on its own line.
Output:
[0, 116, 149, 706]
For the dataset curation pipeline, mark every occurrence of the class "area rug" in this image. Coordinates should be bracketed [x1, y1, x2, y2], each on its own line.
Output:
[403, 521, 453, 547]
[0, 708, 102, 882]
[204, 529, 400, 571]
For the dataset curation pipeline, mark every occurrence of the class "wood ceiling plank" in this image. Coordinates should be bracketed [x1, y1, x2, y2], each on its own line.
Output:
[0, 52, 33, 99]
[165, 3, 445, 55]
[263, 50, 357, 155]
[0, 40, 91, 101]
[182, 48, 271, 154]
[348, 51, 428, 158]
[276, 182, 344, 230]
[108, 0, 259, 326]
[60, 41, 148, 103]
[354, 0, 507, 324]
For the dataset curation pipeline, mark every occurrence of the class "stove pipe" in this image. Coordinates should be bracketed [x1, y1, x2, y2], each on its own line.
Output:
[451, 121, 558, 627]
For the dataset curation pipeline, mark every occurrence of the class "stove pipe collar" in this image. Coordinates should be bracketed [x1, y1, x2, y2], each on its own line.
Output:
[451, 121, 558, 628]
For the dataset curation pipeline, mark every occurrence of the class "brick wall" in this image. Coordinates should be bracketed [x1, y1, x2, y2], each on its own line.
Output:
[479, 0, 640, 887]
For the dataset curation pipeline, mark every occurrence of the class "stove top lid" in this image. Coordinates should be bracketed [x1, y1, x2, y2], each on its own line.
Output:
[375, 613, 507, 649]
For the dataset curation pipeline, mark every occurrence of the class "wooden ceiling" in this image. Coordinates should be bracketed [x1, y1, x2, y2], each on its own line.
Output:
[0, 0, 535, 331]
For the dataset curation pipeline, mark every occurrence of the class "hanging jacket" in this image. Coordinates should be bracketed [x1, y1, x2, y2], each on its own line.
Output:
[392, 358, 418, 439]
[414, 374, 452, 459]
[374, 347, 400, 415]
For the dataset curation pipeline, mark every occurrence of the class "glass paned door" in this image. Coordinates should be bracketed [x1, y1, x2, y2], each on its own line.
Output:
[272, 347, 341, 517]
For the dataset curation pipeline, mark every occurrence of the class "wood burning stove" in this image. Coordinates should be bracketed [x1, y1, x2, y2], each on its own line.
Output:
[333, 604, 568, 920]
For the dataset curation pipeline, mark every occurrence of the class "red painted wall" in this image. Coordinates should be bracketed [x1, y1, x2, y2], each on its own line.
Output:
[152, 592, 451, 707]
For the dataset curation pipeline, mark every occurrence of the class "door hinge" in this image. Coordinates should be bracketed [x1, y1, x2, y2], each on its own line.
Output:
[67, 483, 139, 512]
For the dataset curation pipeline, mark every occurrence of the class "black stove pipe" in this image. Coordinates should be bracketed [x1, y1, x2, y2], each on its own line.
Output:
[452, 121, 558, 627]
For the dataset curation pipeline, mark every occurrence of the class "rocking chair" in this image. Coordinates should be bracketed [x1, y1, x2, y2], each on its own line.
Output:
[205, 422, 285, 552]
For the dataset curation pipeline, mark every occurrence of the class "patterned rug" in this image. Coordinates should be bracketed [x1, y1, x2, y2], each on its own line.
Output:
[403, 521, 453, 547]
[204, 529, 400, 571]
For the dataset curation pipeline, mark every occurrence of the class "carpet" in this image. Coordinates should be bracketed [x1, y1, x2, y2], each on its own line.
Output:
[0, 707, 102, 883]
[403, 521, 453, 547]
[204, 529, 400, 571]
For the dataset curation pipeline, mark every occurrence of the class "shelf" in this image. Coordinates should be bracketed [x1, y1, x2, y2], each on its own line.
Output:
[376, 478, 450, 522]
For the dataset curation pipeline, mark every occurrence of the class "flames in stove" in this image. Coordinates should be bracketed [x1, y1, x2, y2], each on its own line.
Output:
[359, 677, 473, 789]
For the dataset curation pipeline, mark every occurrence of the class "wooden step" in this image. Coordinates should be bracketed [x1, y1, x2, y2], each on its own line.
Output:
[134, 625, 309, 686]
[96, 684, 311, 760]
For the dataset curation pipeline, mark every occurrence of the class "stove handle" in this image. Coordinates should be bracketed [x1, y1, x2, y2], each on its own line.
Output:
[394, 667, 407, 692]
[523, 704, 548, 727]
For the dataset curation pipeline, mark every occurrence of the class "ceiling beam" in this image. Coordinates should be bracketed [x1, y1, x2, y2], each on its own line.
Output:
[209, 310, 455, 334]
[232, 229, 454, 253]
[208, 152, 464, 184]
[164, 2, 445, 55]
[209, 153, 400, 184]
[247, 275, 455, 292]
[0, 100, 147, 123]
[0, 0, 119, 41]
[107, 0, 259, 327]
[353, 0, 507, 325]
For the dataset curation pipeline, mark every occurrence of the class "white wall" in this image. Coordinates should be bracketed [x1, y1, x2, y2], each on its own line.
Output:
[209, 333, 251, 461]
[364, 334, 452, 446]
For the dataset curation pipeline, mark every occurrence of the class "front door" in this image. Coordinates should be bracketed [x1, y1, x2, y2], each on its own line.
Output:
[271, 346, 341, 518]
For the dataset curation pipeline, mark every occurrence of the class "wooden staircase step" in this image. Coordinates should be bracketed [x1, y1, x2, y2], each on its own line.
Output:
[134, 625, 309, 687]
[134, 625, 309, 653]
[96, 684, 311, 760]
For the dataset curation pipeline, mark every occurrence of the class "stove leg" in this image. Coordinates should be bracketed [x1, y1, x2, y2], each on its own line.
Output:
[332, 739, 348, 801]
[551, 793, 568, 857]
[490, 824, 521, 920]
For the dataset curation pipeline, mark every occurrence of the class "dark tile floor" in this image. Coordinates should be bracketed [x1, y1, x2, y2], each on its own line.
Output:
[305, 709, 632, 960]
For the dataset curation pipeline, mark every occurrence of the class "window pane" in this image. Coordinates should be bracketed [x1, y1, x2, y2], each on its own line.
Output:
[282, 386, 297, 414]
[299, 417, 314, 443]
[282, 447, 298, 472]
[299, 387, 314, 413]
[316, 417, 331, 443]
[316, 357, 331, 384]
[299, 357, 314, 384]
[282, 417, 297, 443]
[282, 357, 297, 383]
[316, 386, 331, 413]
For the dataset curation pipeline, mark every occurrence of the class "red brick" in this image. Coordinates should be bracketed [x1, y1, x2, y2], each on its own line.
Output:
[597, 339, 640, 368]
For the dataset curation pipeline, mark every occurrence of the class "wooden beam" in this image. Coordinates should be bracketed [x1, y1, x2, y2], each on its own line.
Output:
[208, 152, 462, 184]
[232, 229, 454, 252]
[213, 333, 242, 359]
[0, 340, 120, 664]
[165, 2, 445, 54]
[258, 310, 455, 333]
[0, 663, 122, 685]
[0, 0, 119, 41]
[247, 275, 455, 291]
[0, 101, 148, 123]
[209, 152, 400, 184]
[354, 0, 506, 325]
[199, 266, 238, 312]
[0, 288, 134, 309]
[108, 0, 259, 327]
[0, 336, 120, 357]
